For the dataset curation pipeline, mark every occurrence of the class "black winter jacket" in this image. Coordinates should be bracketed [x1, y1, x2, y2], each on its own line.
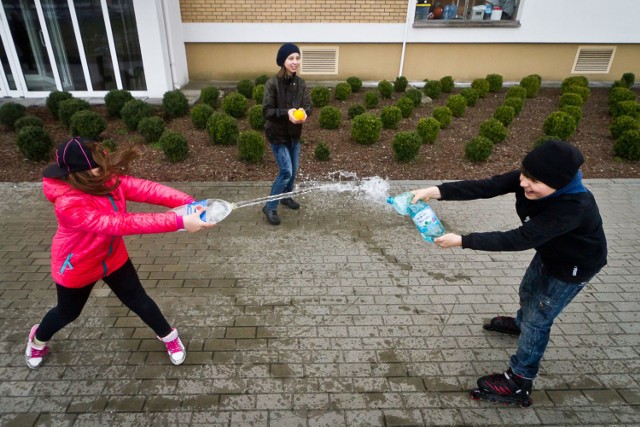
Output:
[437, 170, 607, 283]
[262, 73, 312, 144]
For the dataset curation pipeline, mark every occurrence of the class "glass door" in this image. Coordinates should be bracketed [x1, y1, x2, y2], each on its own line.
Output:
[0, 28, 19, 95]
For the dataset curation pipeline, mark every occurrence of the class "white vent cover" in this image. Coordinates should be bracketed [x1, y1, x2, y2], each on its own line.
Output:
[572, 47, 616, 74]
[300, 46, 339, 75]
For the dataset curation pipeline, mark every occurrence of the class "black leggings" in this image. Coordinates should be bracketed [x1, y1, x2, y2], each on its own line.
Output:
[35, 259, 171, 342]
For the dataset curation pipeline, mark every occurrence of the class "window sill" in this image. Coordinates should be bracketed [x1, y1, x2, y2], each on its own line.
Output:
[413, 20, 521, 28]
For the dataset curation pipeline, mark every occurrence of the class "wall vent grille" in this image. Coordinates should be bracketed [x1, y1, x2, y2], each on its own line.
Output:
[572, 47, 616, 74]
[300, 47, 339, 75]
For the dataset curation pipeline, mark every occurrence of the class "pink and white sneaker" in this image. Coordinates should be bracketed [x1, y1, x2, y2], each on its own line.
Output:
[158, 328, 186, 365]
[25, 324, 49, 369]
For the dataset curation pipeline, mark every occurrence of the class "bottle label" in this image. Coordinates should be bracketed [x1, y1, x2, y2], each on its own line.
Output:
[412, 206, 437, 230]
[187, 200, 208, 221]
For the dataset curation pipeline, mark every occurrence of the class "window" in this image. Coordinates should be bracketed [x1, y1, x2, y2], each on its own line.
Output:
[414, 0, 520, 26]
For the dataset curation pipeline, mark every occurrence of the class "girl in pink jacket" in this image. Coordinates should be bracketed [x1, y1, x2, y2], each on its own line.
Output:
[25, 138, 214, 369]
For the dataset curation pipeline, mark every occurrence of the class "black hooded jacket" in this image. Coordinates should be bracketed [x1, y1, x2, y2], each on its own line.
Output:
[262, 73, 312, 144]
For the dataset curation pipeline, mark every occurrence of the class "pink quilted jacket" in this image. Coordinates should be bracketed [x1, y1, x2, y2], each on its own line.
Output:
[43, 175, 195, 288]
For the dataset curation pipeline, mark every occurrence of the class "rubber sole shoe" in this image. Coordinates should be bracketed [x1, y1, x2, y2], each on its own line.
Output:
[262, 206, 281, 225]
[25, 324, 49, 369]
[280, 198, 300, 210]
[483, 316, 521, 336]
[159, 328, 186, 365]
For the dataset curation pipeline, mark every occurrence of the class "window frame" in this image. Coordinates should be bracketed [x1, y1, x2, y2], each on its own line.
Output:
[412, 0, 522, 28]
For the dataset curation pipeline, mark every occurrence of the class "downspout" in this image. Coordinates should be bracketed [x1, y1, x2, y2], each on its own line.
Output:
[399, 0, 415, 77]
[160, 0, 179, 89]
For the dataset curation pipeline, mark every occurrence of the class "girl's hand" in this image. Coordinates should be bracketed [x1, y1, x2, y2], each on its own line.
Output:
[288, 108, 305, 124]
[411, 186, 441, 204]
[434, 233, 462, 248]
[183, 206, 216, 233]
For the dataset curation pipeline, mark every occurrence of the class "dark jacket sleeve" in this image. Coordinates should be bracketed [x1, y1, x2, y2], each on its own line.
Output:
[263, 78, 286, 121]
[438, 170, 521, 201]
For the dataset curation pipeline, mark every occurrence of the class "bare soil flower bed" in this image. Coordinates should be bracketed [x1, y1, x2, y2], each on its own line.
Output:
[1, 87, 638, 183]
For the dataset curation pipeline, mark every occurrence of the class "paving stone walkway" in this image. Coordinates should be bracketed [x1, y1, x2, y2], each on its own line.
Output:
[0, 179, 638, 426]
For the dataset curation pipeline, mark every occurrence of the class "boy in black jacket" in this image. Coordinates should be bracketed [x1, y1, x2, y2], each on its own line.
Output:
[411, 140, 607, 406]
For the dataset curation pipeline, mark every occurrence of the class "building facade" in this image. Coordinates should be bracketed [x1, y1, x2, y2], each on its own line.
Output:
[1, 0, 639, 99]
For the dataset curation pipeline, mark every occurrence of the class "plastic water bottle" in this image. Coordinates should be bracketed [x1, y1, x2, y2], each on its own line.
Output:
[407, 201, 446, 243]
[171, 199, 235, 224]
[386, 192, 414, 216]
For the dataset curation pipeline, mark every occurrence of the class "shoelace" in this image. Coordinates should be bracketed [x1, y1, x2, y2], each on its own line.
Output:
[30, 346, 49, 358]
[164, 338, 182, 354]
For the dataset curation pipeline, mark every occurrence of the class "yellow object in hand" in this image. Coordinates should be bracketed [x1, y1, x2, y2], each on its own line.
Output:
[293, 108, 305, 121]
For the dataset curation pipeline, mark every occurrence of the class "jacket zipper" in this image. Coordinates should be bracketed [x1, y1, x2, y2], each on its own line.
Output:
[103, 195, 118, 276]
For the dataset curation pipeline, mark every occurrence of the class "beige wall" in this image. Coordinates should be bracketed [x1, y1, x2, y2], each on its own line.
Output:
[186, 42, 640, 83]
[180, 0, 406, 23]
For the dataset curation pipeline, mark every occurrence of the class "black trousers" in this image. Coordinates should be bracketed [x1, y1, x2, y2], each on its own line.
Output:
[35, 259, 172, 342]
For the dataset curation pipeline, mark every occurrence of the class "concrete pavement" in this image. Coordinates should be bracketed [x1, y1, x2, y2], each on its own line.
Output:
[0, 179, 639, 426]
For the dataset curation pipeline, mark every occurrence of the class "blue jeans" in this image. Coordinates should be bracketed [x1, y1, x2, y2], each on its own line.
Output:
[510, 253, 588, 379]
[266, 142, 300, 210]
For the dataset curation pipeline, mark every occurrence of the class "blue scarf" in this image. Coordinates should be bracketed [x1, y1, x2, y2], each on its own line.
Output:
[543, 171, 587, 200]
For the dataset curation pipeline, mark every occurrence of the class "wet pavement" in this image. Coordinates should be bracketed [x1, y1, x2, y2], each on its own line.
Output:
[0, 179, 639, 426]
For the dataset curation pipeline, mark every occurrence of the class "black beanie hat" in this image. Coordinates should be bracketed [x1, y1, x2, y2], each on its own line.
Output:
[521, 140, 584, 189]
[43, 137, 98, 178]
[276, 43, 300, 67]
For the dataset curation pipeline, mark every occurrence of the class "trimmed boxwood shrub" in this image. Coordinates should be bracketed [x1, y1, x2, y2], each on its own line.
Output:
[506, 85, 527, 100]
[318, 106, 342, 129]
[392, 131, 421, 162]
[610, 100, 640, 119]
[137, 116, 165, 143]
[311, 86, 331, 108]
[380, 105, 402, 129]
[613, 129, 640, 161]
[562, 84, 590, 102]
[486, 74, 503, 93]
[610, 116, 639, 139]
[334, 82, 352, 101]
[14, 115, 43, 131]
[159, 131, 189, 163]
[424, 80, 442, 99]
[200, 86, 220, 108]
[440, 76, 454, 93]
[621, 72, 635, 88]
[253, 84, 265, 104]
[346, 76, 363, 93]
[559, 105, 583, 126]
[121, 99, 153, 130]
[58, 98, 90, 127]
[465, 136, 493, 162]
[471, 78, 490, 98]
[221, 92, 248, 118]
[191, 104, 214, 129]
[503, 96, 524, 115]
[347, 104, 365, 119]
[16, 126, 52, 161]
[364, 92, 379, 109]
[608, 87, 635, 106]
[378, 80, 393, 99]
[315, 142, 330, 161]
[520, 74, 542, 98]
[351, 113, 382, 145]
[46, 90, 72, 119]
[432, 106, 452, 129]
[559, 93, 584, 109]
[561, 75, 589, 91]
[0, 102, 26, 130]
[446, 94, 467, 118]
[479, 118, 508, 143]
[255, 74, 269, 86]
[208, 113, 239, 146]
[238, 130, 265, 163]
[416, 117, 440, 145]
[162, 90, 189, 119]
[543, 111, 577, 140]
[493, 105, 516, 127]
[70, 110, 107, 140]
[405, 88, 423, 107]
[236, 79, 254, 99]
[104, 89, 133, 117]
[396, 97, 415, 118]
[248, 104, 265, 130]
[394, 76, 408, 93]
[460, 88, 479, 107]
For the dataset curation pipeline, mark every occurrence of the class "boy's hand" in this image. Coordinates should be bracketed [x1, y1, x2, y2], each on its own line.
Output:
[411, 186, 441, 204]
[183, 206, 216, 232]
[434, 233, 462, 248]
